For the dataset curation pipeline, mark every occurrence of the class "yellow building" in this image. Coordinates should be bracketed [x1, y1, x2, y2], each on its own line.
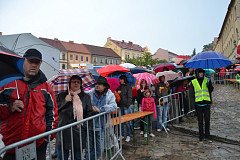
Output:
[213, 0, 240, 61]
[105, 37, 148, 62]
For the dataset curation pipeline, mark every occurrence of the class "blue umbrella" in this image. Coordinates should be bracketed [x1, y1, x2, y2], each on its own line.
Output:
[184, 51, 232, 69]
[130, 67, 151, 74]
[108, 71, 136, 86]
[0, 49, 24, 87]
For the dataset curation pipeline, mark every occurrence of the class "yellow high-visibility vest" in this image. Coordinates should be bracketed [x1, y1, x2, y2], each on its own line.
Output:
[191, 77, 210, 102]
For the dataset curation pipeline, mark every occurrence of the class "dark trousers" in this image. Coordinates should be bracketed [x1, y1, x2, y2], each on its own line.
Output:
[3, 141, 48, 160]
[195, 105, 211, 140]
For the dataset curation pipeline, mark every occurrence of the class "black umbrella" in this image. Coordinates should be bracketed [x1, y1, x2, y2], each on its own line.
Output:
[0, 47, 24, 87]
[169, 76, 195, 87]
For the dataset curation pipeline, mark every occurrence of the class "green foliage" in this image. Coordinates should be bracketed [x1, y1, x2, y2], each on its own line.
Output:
[125, 52, 166, 66]
[191, 48, 196, 57]
[202, 43, 213, 52]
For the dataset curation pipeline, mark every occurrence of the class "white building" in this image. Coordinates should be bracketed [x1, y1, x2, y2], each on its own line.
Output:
[0, 33, 60, 79]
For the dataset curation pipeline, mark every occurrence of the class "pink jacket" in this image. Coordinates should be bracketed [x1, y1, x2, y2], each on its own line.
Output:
[141, 97, 157, 119]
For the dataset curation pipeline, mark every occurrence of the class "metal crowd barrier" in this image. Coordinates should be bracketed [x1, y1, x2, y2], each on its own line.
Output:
[0, 109, 125, 160]
[213, 72, 236, 84]
[159, 90, 195, 133]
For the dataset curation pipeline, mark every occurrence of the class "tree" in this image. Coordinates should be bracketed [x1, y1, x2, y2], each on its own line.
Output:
[202, 43, 213, 52]
[191, 48, 196, 57]
[125, 52, 164, 66]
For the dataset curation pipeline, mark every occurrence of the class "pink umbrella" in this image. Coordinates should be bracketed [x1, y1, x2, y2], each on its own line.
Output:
[156, 71, 178, 82]
[106, 77, 120, 92]
[133, 72, 159, 89]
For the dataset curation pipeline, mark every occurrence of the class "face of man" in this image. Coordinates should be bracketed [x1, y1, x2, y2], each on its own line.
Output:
[119, 79, 125, 84]
[23, 58, 42, 79]
[198, 72, 204, 78]
[70, 79, 81, 92]
[95, 83, 106, 92]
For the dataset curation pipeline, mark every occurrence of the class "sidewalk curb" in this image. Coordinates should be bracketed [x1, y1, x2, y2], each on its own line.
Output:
[172, 125, 240, 146]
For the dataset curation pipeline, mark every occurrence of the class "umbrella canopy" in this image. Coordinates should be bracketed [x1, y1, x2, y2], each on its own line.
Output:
[130, 67, 151, 74]
[120, 63, 136, 69]
[156, 71, 179, 82]
[184, 51, 232, 69]
[204, 69, 215, 75]
[235, 66, 240, 71]
[97, 65, 129, 77]
[154, 63, 176, 73]
[169, 76, 195, 87]
[133, 72, 159, 89]
[108, 71, 136, 86]
[0, 50, 24, 87]
[106, 77, 120, 92]
[173, 66, 189, 76]
[47, 68, 96, 95]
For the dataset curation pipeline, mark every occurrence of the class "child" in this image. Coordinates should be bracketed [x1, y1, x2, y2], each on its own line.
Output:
[141, 89, 157, 138]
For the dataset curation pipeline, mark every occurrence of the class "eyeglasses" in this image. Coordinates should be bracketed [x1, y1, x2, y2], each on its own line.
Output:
[71, 81, 81, 84]
[27, 59, 41, 64]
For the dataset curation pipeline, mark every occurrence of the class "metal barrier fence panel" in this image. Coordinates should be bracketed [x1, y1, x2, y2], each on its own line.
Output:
[0, 109, 124, 160]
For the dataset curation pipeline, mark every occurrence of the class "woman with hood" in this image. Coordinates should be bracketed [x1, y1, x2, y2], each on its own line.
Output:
[190, 68, 214, 142]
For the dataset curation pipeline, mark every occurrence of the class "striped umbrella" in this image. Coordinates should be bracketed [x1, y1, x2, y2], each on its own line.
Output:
[133, 72, 159, 89]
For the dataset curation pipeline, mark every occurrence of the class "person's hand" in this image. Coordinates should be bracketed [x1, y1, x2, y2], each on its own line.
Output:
[65, 94, 72, 102]
[11, 100, 24, 112]
[92, 106, 100, 112]
[117, 90, 121, 94]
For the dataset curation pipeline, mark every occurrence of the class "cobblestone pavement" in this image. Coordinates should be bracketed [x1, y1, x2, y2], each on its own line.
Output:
[120, 84, 240, 159]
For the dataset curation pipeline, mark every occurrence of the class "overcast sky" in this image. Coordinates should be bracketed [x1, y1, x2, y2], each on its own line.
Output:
[0, 0, 230, 55]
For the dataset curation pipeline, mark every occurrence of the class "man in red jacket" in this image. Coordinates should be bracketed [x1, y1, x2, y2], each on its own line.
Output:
[0, 49, 58, 160]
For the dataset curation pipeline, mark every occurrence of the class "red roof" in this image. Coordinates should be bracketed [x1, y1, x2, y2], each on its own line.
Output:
[110, 38, 145, 52]
[175, 55, 191, 60]
[83, 44, 120, 58]
[39, 37, 67, 52]
[60, 41, 90, 54]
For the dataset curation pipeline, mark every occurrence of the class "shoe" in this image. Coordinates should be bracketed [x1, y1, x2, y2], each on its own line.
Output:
[149, 133, 155, 137]
[140, 131, 144, 135]
[125, 136, 131, 142]
[144, 133, 148, 138]
[157, 129, 161, 132]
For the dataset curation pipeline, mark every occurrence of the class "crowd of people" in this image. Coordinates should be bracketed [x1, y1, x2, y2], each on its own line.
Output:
[0, 48, 222, 160]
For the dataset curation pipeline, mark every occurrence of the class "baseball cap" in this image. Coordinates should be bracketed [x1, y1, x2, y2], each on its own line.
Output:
[23, 49, 42, 60]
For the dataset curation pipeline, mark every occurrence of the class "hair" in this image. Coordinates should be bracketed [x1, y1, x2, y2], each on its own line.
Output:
[140, 79, 148, 90]
[158, 75, 165, 82]
[119, 75, 128, 84]
[69, 75, 83, 91]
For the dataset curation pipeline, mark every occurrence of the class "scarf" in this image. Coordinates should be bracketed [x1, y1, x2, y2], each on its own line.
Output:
[69, 89, 83, 121]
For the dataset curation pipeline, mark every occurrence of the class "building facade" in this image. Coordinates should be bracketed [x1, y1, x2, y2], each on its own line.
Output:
[104, 37, 147, 62]
[152, 48, 178, 62]
[83, 44, 121, 66]
[213, 0, 240, 61]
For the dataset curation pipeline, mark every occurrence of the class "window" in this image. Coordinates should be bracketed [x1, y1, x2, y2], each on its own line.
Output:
[105, 58, 108, 64]
[116, 60, 118, 64]
[76, 55, 78, 60]
[86, 56, 89, 62]
[101, 58, 103, 63]
[81, 56, 84, 61]
[62, 64, 66, 69]
[62, 53, 65, 60]
[93, 57, 97, 63]
[70, 54, 73, 60]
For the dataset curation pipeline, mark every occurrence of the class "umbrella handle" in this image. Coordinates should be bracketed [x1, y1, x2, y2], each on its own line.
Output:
[15, 80, 20, 100]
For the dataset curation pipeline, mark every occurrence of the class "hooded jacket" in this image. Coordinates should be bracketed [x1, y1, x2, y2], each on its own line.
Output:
[0, 70, 58, 151]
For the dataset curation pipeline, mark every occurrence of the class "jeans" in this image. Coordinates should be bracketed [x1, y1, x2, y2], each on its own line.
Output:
[120, 107, 132, 137]
[157, 103, 169, 130]
[57, 147, 81, 160]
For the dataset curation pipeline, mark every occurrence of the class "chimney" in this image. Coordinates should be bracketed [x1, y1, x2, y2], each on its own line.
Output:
[128, 41, 133, 45]
[122, 40, 124, 43]
[69, 40, 74, 43]
[54, 38, 58, 40]
[0, 32, 2, 36]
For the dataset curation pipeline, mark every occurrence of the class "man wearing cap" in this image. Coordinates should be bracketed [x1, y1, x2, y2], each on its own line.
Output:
[190, 68, 214, 142]
[0, 49, 58, 160]
[86, 76, 117, 159]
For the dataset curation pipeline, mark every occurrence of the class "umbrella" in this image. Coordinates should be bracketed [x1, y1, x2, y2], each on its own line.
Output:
[108, 71, 136, 86]
[97, 65, 129, 77]
[133, 72, 159, 89]
[169, 76, 195, 87]
[235, 66, 240, 71]
[0, 49, 24, 87]
[156, 71, 179, 82]
[47, 68, 96, 95]
[106, 77, 120, 92]
[130, 67, 151, 74]
[204, 69, 215, 75]
[120, 63, 136, 69]
[184, 51, 232, 69]
[154, 63, 176, 73]
[173, 66, 189, 76]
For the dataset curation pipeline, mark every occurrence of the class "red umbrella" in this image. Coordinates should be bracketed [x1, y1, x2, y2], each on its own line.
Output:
[97, 65, 129, 77]
[106, 77, 120, 92]
[154, 63, 176, 73]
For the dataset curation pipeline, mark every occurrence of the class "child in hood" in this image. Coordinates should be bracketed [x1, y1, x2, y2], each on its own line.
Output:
[140, 89, 157, 138]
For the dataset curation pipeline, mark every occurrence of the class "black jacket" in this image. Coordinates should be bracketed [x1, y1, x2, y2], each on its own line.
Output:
[117, 84, 132, 108]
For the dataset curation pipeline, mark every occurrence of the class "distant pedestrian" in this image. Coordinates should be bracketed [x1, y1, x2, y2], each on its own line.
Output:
[0, 49, 58, 160]
[190, 68, 214, 142]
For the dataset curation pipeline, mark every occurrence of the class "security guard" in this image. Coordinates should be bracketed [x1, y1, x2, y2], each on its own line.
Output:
[190, 68, 214, 142]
